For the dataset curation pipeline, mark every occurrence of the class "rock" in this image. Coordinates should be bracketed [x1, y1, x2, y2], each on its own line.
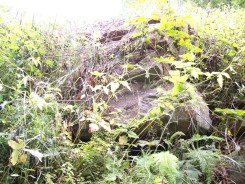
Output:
[100, 30, 129, 43]
[107, 81, 212, 139]
[73, 18, 212, 141]
[122, 51, 165, 82]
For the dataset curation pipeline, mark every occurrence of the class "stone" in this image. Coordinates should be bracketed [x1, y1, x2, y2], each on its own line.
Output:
[106, 81, 212, 139]
[100, 29, 129, 43]
[123, 51, 164, 82]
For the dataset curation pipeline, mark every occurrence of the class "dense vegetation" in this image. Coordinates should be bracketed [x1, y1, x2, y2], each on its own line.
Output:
[0, 1, 244, 183]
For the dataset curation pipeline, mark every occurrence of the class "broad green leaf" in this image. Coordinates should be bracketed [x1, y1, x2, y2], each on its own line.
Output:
[169, 70, 180, 78]
[222, 72, 230, 79]
[193, 47, 203, 53]
[110, 82, 120, 93]
[170, 131, 185, 142]
[8, 139, 24, 150]
[10, 150, 20, 165]
[19, 153, 27, 163]
[122, 63, 135, 69]
[171, 83, 184, 96]
[178, 75, 188, 83]
[121, 81, 131, 91]
[127, 131, 139, 139]
[204, 72, 212, 79]
[136, 16, 147, 23]
[119, 135, 128, 146]
[217, 74, 223, 88]
[180, 53, 195, 61]
[132, 32, 142, 37]
[45, 59, 54, 68]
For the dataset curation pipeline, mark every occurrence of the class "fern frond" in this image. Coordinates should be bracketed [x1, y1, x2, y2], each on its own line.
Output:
[151, 151, 179, 184]
[185, 149, 220, 184]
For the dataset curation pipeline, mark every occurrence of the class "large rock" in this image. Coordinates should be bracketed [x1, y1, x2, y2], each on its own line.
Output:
[107, 80, 212, 139]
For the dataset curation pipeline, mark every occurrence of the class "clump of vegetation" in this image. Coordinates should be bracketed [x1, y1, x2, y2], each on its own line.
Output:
[0, 0, 244, 183]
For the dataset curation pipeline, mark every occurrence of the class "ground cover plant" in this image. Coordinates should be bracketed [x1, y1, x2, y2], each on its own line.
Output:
[0, 0, 245, 183]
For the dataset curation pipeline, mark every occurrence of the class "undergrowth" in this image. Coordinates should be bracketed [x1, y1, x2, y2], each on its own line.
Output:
[0, 1, 244, 183]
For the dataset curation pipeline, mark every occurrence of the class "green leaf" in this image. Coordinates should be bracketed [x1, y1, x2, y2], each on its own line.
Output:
[180, 53, 195, 61]
[119, 135, 128, 146]
[155, 56, 175, 63]
[217, 74, 223, 88]
[122, 63, 135, 69]
[170, 131, 185, 142]
[127, 131, 139, 139]
[121, 81, 131, 91]
[193, 47, 203, 53]
[10, 150, 20, 165]
[171, 83, 184, 96]
[19, 153, 27, 163]
[45, 59, 54, 68]
[222, 72, 230, 79]
[110, 82, 120, 93]
[90, 71, 104, 77]
[98, 120, 111, 133]
[8, 139, 24, 150]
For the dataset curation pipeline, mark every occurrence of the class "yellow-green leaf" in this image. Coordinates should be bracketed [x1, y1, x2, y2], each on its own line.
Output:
[180, 53, 195, 61]
[90, 71, 104, 77]
[119, 135, 128, 146]
[8, 139, 24, 150]
[121, 81, 131, 91]
[217, 74, 223, 88]
[98, 120, 111, 133]
[122, 63, 135, 69]
[10, 150, 20, 165]
[19, 153, 27, 163]
[171, 83, 184, 96]
[127, 131, 139, 139]
[110, 82, 120, 94]
[222, 72, 230, 79]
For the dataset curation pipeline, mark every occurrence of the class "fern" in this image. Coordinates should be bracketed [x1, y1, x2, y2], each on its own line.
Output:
[133, 151, 179, 184]
[151, 151, 179, 184]
[185, 149, 220, 184]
